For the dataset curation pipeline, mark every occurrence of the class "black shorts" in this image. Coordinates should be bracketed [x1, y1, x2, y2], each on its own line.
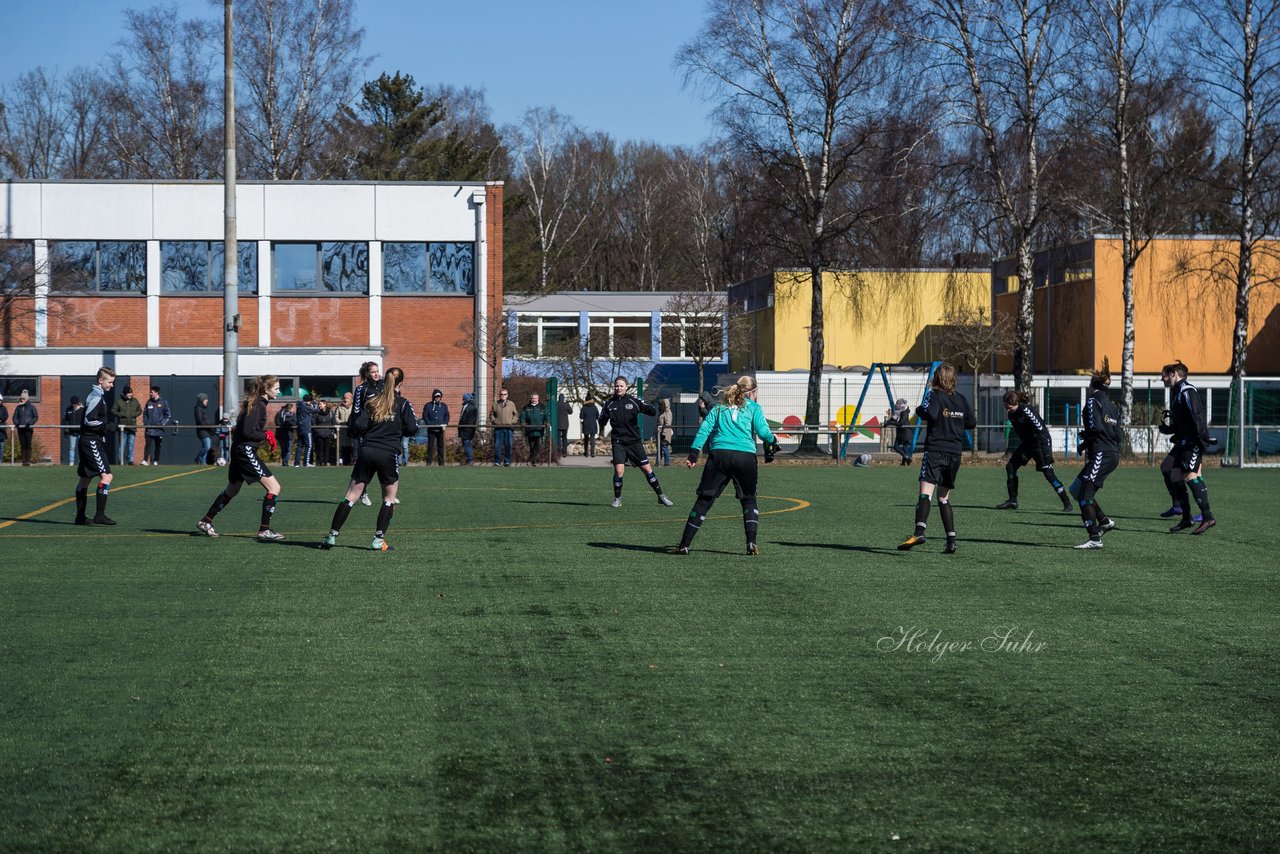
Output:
[76, 436, 111, 478]
[1010, 442, 1054, 472]
[228, 443, 273, 484]
[1170, 442, 1204, 473]
[611, 438, 650, 468]
[351, 447, 400, 486]
[1078, 450, 1118, 488]
[918, 451, 962, 489]
[695, 449, 759, 501]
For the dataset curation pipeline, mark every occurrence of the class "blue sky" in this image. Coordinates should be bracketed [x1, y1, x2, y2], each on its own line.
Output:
[0, 0, 720, 148]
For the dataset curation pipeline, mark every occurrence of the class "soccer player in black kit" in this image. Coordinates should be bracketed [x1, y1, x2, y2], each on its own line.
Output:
[599, 376, 674, 508]
[1070, 359, 1121, 549]
[74, 367, 117, 526]
[898, 363, 975, 554]
[350, 360, 383, 506]
[997, 389, 1072, 512]
[320, 367, 419, 551]
[196, 375, 286, 541]
[1158, 360, 1216, 534]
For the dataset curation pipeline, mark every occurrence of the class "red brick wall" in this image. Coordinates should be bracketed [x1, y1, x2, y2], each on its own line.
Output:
[270, 298, 369, 347]
[46, 297, 147, 347]
[382, 297, 478, 410]
[1, 296, 38, 348]
[159, 297, 261, 347]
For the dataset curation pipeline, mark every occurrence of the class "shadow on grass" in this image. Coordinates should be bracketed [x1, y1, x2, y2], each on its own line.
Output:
[773, 540, 897, 555]
[0, 516, 68, 526]
[586, 541, 677, 555]
[513, 500, 600, 507]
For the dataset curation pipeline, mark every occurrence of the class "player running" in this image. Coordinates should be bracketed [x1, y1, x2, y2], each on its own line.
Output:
[350, 360, 383, 506]
[898, 363, 975, 555]
[598, 376, 674, 508]
[73, 367, 117, 526]
[196, 375, 286, 541]
[997, 389, 1072, 512]
[672, 375, 780, 556]
[1158, 361, 1216, 534]
[319, 367, 419, 551]
[1070, 358, 1121, 549]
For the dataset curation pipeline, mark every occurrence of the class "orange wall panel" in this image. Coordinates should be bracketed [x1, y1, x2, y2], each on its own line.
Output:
[159, 297, 261, 347]
[46, 297, 147, 347]
[269, 298, 368, 347]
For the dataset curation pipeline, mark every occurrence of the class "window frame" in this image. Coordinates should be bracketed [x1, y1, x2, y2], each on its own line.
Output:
[515, 312, 581, 359]
[659, 312, 725, 361]
[272, 242, 369, 294]
[586, 313, 652, 360]
[160, 241, 259, 294]
[49, 240, 147, 294]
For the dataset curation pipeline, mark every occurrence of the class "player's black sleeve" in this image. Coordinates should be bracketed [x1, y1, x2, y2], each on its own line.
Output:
[1186, 388, 1212, 444]
[598, 404, 610, 434]
[399, 399, 420, 437]
[963, 395, 976, 431]
[636, 397, 657, 416]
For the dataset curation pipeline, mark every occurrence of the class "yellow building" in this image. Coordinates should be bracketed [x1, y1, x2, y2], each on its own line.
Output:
[729, 268, 990, 371]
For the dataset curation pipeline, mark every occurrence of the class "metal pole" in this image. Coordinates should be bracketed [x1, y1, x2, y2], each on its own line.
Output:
[222, 0, 239, 418]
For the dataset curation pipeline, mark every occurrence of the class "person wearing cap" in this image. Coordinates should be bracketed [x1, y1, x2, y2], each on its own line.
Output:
[13, 389, 38, 465]
[194, 392, 217, 464]
[64, 395, 84, 466]
[456, 392, 478, 464]
[421, 388, 450, 466]
[112, 386, 142, 464]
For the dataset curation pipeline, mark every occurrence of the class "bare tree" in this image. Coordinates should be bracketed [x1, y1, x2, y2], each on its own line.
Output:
[915, 0, 1078, 392]
[455, 311, 511, 402]
[0, 68, 69, 178]
[680, 0, 905, 450]
[234, 0, 367, 179]
[938, 304, 1016, 452]
[661, 290, 735, 396]
[667, 145, 732, 291]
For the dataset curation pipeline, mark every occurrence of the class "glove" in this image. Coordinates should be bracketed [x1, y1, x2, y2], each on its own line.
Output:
[686, 449, 700, 466]
[914, 405, 928, 420]
[1157, 423, 1173, 435]
[764, 440, 781, 463]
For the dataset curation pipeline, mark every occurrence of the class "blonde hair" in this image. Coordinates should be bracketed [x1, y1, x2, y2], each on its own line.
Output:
[932, 363, 957, 393]
[239, 375, 278, 415]
[368, 367, 404, 422]
[719, 375, 758, 408]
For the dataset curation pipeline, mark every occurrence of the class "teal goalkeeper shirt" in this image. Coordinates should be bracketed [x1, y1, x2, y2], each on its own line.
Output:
[691, 399, 776, 454]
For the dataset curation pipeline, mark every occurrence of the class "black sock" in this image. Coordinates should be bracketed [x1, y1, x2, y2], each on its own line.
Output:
[75, 487, 88, 519]
[204, 491, 232, 522]
[741, 498, 759, 546]
[1176, 482, 1192, 522]
[1162, 470, 1180, 505]
[375, 501, 394, 538]
[260, 492, 277, 532]
[1081, 500, 1100, 539]
[938, 500, 955, 540]
[1006, 466, 1019, 501]
[1044, 468, 1066, 497]
[95, 484, 109, 516]
[914, 495, 930, 536]
[613, 474, 623, 498]
[645, 469, 662, 495]
[1093, 497, 1110, 527]
[1188, 477, 1213, 520]
[329, 498, 353, 535]
[680, 496, 714, 548]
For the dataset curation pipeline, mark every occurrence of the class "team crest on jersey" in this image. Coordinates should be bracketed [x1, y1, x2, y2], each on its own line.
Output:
[625, 403, 634, 411]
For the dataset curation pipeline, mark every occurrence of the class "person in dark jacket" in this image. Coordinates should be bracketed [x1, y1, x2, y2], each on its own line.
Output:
[1070, 358, 1122, 549]
[13, 389, 38, 466]
[196, 374, 286, 541]
[64, 396, 84, 466]
[274, 404, 295, 466]
[898, 363, 975, 555]
[421, 389, 450, 465]
[557, 394, 571, 456]
[997, 389, 1071, 512]
[521, 393, 549, 466]
[74, 368, 117, 525]
[457, 392, 478, 464]
[599, 376, 672, 507]
[888, 398, 914, 465]
[0, 395, 8, 463]
[1158, 360, 1217, 535]
[142, 387, 170, 465]
[293, 394, 318, 466]
[112, 386, 142, 464]
[194, 393, 217, 464]
[313, 400, 337, 465]
[320, 367, 418, 551]
[579, 396, 600, 458]
[350, 361, 384, 503]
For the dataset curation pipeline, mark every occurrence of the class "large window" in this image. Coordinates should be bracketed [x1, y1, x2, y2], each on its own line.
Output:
[50, 241, 146, 292]
[660, 314, 724, 360]
[0, 377, 40, 401]
[588, 314, 651, 360]
[273, 242, 368, 293]
[383, 241, 475, 294]
[0, 241, 35, 290]
[161, 242, 258, 293]
[516, 314, 580, 358]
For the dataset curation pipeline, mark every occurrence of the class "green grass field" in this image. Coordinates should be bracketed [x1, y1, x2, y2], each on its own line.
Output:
[1, 461, 1277, 851]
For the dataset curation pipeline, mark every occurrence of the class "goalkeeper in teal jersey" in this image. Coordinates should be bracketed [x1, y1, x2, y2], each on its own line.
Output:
[673, 375, 780, 556]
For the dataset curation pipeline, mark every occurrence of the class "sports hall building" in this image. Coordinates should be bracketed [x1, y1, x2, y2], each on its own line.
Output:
[0, 180, 503, 464]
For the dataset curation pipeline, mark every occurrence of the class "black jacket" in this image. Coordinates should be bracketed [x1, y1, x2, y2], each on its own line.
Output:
[1082, 388, 1122, 454]
[312, 407, 337, 439]
[557, 399, 571, 431]
[579, 403, 600, 436]
[1008, 403, 1051, 450]
[422, 399, 450, 431]
[233, 399, 269, 447]
[194, 401, 216, 438]
[1162, 379, 1212, 446]
[599, 394, 656, 443]
[14, 401, 38, 428]
[353, 395, 419, 454]
[0, 402, 7, 428]
[915, 388, 975, 454]
[64, 404, 84, 437]
[457, 400, 478, 440]
[274, 408, 295, 435]
[80, 388, 109, 439]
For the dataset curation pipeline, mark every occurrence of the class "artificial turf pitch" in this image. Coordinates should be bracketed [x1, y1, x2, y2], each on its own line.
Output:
[0, 461, 1276, 851]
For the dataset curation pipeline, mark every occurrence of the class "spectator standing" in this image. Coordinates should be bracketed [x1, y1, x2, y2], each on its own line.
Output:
[457, 392, 478, 464]
[274, 404, 295, 466]
[112, 386, 142, 465]
[216, 414, 232, 463]
[0, 395, 8, 463]
[521, 393, 549, 466]
[557, 394, 571, 456]
[491, 387, 518, 466]
[194, 393, 216, 464]
[313, 400, 337, 465]
[696, 393, 713, 424]
[656, 398, 674, 466]
[421, 389, 450, 465]
[294, 394, 318, 466]
[335, 392, 353, 464]
[64, 396, 84, 466]
[142, 387, 170, 465]
[888, 399, 913, 465]
[579, 396, 600, 458]
[14, 390, 39, 466]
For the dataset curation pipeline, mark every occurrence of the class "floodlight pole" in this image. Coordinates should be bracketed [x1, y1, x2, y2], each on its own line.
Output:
[222, 0, 240, 419]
